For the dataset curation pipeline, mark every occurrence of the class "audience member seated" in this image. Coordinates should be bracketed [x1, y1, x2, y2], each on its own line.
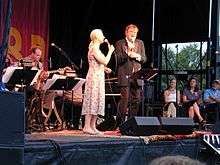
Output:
[182, 77, 205, 125]
[203, 79, 220, 123]
[163, 78, 180, 117]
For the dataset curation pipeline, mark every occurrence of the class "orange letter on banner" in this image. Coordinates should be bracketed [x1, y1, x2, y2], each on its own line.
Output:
[31, 34, 46, 63]
[8, 27, 23, 60]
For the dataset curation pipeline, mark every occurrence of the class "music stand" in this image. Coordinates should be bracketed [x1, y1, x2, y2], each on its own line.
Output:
[67, 77, 85, 129]
[130, 68, 158, 116]
[2, 67, 40, 91]
[130, 68, 158, 80]
[43, 75, 80, 128]
[3, 67, 43, 133]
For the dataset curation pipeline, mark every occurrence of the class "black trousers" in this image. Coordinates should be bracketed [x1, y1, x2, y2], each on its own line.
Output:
[116, 80, 141, 127]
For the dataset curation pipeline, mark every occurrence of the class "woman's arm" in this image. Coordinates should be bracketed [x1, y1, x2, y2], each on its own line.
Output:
[182, 95, 188, 103]
[177, 90, 181, 105]
[164, 90, 169, 103]
[104, 67, 112, 74]
[93, 46, 114, 66]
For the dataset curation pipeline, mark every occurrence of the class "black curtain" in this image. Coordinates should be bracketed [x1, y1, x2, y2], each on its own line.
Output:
[49, 0, 210, 77]
[49, 0, 153, 77]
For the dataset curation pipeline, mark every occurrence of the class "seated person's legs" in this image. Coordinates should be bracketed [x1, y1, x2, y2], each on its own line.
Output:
[168, 103, 176, 117]
[192, 102, 204, 123]
[163, 102, 177, 117]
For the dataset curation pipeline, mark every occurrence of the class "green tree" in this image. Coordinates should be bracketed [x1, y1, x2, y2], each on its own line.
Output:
[162, 43, 206, 70]
[161, 43, 207, 90]
[162, 47, 176, 70]
[177, 43, 205, 70]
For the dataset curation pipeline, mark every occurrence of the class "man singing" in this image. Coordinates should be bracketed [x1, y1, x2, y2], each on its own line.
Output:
[114, 24, 147, 128]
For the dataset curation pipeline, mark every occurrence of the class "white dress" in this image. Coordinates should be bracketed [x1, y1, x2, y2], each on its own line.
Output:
[81, 47, 105, 116]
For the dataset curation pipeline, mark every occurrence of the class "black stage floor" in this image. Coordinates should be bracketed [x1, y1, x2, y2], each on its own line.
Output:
[24, 130, 219, 165]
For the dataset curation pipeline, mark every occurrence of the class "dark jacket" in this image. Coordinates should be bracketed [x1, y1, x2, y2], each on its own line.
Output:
[115, 39, 146, 86]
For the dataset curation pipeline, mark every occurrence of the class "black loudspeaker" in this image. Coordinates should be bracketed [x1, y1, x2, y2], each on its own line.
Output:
[119, 117, 160, 136]
[160, 117, 194, 135]
[212, 110, 220, 134]
[212, 121, 220, 134]
[0, 91, 24, 164]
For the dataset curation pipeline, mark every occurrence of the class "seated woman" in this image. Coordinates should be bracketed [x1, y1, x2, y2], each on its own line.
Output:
[163, 78, 180, 117]
[182, 77, 205, 124]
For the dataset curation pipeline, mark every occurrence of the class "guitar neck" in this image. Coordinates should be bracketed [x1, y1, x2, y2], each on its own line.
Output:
[48, 70, 60, 74]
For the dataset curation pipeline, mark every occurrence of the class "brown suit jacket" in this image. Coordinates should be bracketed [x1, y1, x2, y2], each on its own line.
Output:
[115, 39, 146, 86]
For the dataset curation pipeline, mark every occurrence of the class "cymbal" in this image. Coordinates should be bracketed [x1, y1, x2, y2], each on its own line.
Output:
[105, 77, 118, 81]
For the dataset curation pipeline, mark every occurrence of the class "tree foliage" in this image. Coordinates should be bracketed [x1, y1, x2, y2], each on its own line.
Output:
[162, 43, 206, 70]
[161, 43, 207, 90]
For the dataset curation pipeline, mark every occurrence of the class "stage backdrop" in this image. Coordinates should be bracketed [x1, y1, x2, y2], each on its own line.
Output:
[8, 0, 49, 69]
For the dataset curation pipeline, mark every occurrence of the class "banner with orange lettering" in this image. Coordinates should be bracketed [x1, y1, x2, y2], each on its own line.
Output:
[8, 0, 49, 69]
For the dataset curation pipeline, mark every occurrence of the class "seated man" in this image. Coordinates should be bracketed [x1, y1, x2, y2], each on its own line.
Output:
[19, 47, 43, 70]
[203, 80, 220, 123]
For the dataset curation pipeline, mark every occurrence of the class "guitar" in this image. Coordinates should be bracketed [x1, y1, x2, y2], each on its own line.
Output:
[35, 66, 75, 90]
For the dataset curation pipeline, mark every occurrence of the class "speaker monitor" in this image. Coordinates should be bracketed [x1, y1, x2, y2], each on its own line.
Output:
[0, 91, 24, 145]
[119, 117, 160, 136]
[0, 91, 24, 165]
[212, 121, 220, 134]
[160, 117, 194, 135]
[212, 110, 220, 134]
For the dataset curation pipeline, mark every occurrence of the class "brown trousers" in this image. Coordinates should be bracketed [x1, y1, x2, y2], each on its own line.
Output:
[116, 80, 141, 126]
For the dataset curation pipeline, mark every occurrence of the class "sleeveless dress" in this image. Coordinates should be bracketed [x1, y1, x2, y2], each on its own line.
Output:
[81, 47, 105, 116]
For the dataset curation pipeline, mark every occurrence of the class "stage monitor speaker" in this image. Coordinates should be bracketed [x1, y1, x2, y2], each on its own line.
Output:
[119, 117, 160, 136]
[160, 117, 194, 135]
[212, 121, 220, 134]
[0, 91, 24, 165]
[212, 111, 220, 134]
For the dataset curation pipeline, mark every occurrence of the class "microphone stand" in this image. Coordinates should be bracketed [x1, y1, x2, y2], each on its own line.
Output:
[58, 48, 79, 70]
[55, 46, 79, 130]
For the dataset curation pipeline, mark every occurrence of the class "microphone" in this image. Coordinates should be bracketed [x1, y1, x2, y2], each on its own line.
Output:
[51, 43, 62, 51]
[104, 38, 110, 45]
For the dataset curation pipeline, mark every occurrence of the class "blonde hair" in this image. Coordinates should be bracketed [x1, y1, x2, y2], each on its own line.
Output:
[90, 29, 103, 41]
[89, 29, 103, 49]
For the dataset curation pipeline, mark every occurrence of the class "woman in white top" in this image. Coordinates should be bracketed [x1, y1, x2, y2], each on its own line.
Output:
[163, 78, 180, 117]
